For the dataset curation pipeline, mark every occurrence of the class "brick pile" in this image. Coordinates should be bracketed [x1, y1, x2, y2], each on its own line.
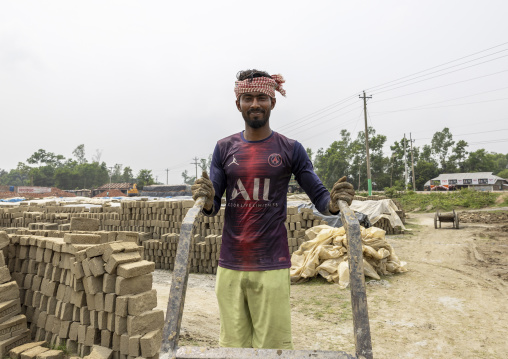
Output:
[0, 231, 31, 358]
[3, 226, 164, 359]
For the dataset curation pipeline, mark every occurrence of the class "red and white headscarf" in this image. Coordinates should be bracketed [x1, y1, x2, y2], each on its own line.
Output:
[234, 74, 286, 99]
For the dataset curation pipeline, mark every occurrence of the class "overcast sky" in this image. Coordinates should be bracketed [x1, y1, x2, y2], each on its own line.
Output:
[1, 1, 507, 184]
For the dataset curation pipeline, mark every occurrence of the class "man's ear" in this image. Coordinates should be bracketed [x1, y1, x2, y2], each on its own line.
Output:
[235, 98, 241, 112]
[271, 97, 276, 110]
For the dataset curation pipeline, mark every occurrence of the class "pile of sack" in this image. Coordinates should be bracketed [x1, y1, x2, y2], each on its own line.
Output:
[290, 225, 407, 288]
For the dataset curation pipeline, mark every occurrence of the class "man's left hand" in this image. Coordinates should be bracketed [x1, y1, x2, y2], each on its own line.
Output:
[329, 176, 355, 213]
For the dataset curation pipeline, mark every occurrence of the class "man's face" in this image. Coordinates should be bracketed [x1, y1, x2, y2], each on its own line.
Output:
[236, 92, 276, 129]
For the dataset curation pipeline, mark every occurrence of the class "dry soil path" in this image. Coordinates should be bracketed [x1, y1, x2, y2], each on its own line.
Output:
[152, 212, 508, 358]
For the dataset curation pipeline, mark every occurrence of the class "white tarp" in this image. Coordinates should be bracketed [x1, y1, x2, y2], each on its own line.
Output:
[350, 199, 405, 230]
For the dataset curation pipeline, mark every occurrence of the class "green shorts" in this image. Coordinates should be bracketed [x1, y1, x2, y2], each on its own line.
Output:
[215, 267, 294, 349]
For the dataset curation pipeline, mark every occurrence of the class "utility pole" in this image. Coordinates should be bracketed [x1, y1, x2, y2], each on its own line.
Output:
[359, 91, 373, 195]
[191, 157, 200, 180]
[410, 133, 416, 191]
[403, 135, 408, 189]
[108, 166, 114, 185]
[165, 168, 170, 185]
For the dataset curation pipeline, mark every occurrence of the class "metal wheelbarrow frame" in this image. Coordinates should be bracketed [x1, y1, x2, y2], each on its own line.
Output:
[160, 198, 373, 359]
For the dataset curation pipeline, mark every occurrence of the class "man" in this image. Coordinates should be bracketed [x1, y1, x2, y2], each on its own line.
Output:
[191, 69, 355, 349]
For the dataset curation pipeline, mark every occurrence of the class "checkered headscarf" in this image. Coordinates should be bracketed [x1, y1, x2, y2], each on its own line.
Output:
[235, 74, 286, 99]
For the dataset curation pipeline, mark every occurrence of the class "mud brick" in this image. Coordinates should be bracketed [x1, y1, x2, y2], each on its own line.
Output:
[50, 267, 61, 282]
[89, 257, 105, 277]
[85, 244, 109, 259]
[126, 310, 164, 336]
[112, 333, 121, 352]
[85, 327, 100, 346]
[101, 330, 112, 348]
[68, 322, 79, 341]
[63, 234, 101, 245]
[0, 282, 20, 303]
[0, 266, 12, 284]
[44, 314, 54, 332]
[70, 218, 100, 232]
[51, 252, 61, 267]
[39, 297, 48, 312]
[127, 290, 157, 316]
[105, 252, 141, 275]
[43, 249, 52, 263]
[34, 327, 45, 341]
[102, 274, 116, 294]
[71, 291, 87, 308]
[77, 325, 87, 344]
[75, 250, 88, 262]
[86, 345, 113, 359]
[19, 346, 48, 359]
[95, 293, 105, 312]
[71, 261, 85, 280]
[0, 315, 27, 341]
[56, 284, 66, 301]
[31, 276, 42, 292]
[25, 307, 35, 323]
[81, 260, 92, 277]
[90, 310, 99, 328]
[66, 340, 77, 355]
[116, 260, 154, 279]
[115, 274, 152, 296]
[80, 307, 91, 325]
[0, 300, 21, 324]
[140, 330, 162, 358]
[23, 290, 33, 307]
[36, 350, 63, 359]
[115, 297, 128, 317]
[104, 294, 116, 313]
[36, 311, 47, 330]
[120, 334, 129, 355]
[97, 311, 107, 330]
[8, 341, 45, 359]
[114, 316, 127, 335]
[73, 278, 84, 292]
[106, 313, 115, 332]
[102, 243, 140, 262]
[59, 302, 73, 321]
[84, 276, 103, 295]
[40, 279, 58, 297]
[86, 294, 96, 311]
[128, 335, 141, 357]
[46, 298, 57, 316]
[0, 232, 9, 250]
[58, 320, 71, 339]
[11, 273, 23, 288]
[63, 286, 72, 303]
[72, 306, 80, 322]
[51, 316, 61, 335]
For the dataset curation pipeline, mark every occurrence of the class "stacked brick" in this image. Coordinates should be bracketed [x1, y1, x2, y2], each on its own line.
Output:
[3, 229, 164, 359]
[0, 231, 31, 357]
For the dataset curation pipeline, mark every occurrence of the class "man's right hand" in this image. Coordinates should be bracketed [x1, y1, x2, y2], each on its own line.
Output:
[191, 171, 215, 211]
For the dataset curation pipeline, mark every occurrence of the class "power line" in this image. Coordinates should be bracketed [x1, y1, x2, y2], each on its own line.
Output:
[365, 41, 508, 92]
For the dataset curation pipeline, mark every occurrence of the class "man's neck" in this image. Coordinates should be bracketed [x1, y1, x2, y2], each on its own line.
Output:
[243, 124, 272, 141]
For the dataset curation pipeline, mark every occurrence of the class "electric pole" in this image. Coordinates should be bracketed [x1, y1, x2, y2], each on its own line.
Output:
[191, 157, 200, 180]
[165, 168, 170, 185]
[108, 166, 114, 185]
[359, 91, 373, 195]
[410, 133, 416, 191]
[403, 135, 408, 189]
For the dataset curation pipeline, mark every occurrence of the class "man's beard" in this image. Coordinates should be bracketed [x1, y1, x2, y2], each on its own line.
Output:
[242, 109, 270, 129]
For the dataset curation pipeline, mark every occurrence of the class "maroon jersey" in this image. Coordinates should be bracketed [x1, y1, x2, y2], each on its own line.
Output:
[207, 131, 331, 271]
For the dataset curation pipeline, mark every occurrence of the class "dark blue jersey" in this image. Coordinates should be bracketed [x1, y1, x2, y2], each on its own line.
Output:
[208, 131, 332, 271]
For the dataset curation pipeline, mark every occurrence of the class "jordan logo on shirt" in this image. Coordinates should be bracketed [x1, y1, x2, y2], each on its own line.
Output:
[228, 155, 239, 167]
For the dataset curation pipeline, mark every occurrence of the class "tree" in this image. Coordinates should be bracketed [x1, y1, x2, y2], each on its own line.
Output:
[27, 149, 65, 167]
[431, 128, 455, 170]
[137, 169, 154, 188]
[497, 169, 508, 179]
[72, 144, 87, 165]
[463, 149, 496, 173]
[306, 148, 314, 164]
[111, 164, 124, 183]
[122, 166, 135, 183]
[447, 140, 468, 172]
[92, 149, 103, 163]
[181, 170, 196, 185]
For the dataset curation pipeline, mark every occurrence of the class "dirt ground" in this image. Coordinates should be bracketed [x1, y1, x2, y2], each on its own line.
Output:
[152, 210, 508, 358]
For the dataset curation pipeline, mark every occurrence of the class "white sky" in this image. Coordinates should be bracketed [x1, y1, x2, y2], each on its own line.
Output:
[1, 1, 507, 184]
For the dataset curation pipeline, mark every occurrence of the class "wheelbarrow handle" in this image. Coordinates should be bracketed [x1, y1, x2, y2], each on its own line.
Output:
[161, 197, 206, 358]
[337, 200, 374, 359]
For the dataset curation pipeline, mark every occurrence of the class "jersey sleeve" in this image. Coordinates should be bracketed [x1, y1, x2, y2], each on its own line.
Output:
[203, 143, 226, 216]
[291, 141, 334, 215]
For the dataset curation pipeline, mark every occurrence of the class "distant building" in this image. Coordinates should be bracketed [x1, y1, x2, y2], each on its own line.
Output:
[92, 183, 133, 197]
[63, 189, 92, 197]
[424, 172, 507, 191]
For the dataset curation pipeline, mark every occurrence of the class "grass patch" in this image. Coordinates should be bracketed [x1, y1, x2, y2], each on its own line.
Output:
[393, 189, 497, 212]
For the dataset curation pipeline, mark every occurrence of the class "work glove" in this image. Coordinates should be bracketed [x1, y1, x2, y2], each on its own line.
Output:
[191, 171, 215, 211]
[329, 176, 355, 213]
